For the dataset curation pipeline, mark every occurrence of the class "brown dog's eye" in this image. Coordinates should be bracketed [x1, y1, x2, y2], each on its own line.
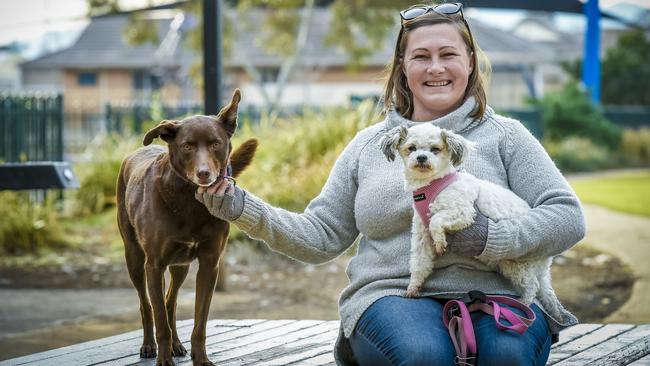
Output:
[182, 143, 193, 152]
[211, 142, 220, 150]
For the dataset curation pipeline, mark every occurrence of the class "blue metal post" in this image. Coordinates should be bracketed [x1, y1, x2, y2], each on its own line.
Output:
[582, 0, 601, 103]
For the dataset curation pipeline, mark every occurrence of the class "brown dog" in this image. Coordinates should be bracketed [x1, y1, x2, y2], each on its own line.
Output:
[116, 89, 256, 366]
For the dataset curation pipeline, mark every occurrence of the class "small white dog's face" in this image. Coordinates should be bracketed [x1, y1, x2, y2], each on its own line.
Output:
[380, 124, 473, 183]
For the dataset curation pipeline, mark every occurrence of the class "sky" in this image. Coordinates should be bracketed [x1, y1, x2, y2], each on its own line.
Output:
[0, 0, 649, 56]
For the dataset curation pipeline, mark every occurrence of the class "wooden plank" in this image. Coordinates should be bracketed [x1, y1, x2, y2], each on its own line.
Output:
[552, 324, 604, 349]
[112, 320, 293, 366]
[10, 319, 254, 366]
[0, 319, 196, 366]
[176, 321, 327, 365]
[294, 351, 336, 365]
[220, 321, 339, 366]
[629, 353, 650, 365]
[547, 324, 635, 365]
[554, 325, 650, 365]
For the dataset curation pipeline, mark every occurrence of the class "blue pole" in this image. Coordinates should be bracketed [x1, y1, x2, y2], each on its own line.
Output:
[582, 0, 601, 103]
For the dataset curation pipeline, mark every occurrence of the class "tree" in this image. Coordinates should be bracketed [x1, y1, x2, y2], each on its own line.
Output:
[601, 29, 650, 105]
[561, 29, 650, 105]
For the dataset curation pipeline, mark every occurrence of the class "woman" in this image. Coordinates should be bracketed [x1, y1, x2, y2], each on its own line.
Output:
[196, 3, 585, 365]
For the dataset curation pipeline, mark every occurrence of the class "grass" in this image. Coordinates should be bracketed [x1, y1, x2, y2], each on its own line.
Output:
[570, 171, 650, 217]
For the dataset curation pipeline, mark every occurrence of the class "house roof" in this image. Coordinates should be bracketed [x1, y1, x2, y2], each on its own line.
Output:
[21, 7, 550, 71]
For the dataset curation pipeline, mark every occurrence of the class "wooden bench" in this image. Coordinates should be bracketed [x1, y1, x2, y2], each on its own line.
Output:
[1, 320, 648, 365]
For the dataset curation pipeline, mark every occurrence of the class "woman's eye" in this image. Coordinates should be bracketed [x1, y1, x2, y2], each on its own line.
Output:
[408, 145, 417, 152]
[431, 147, 440, 154]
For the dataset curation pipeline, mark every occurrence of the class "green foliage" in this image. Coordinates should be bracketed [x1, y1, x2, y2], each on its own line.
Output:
[559, 29, 650, 106]
[234, 100, 380, 212]
[537, 81, 622, 150]
[0, 192, 66, 255]
[74, 135, 141, 215]
[602, 29, 650, 105]
[543, 137, 614, 172]
[619, 127, 650, 166]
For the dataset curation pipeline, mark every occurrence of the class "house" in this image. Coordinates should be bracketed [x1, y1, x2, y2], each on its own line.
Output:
[20, 5, 560, 113]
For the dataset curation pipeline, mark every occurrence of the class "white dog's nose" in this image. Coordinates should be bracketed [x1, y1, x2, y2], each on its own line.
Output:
[416, 155, 428, 163]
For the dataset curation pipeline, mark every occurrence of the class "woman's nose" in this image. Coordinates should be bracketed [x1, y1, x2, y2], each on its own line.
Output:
[426, 58, 444, 74]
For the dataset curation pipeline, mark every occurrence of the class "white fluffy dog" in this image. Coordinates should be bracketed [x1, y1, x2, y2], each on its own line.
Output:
[379, 124, 562, 317]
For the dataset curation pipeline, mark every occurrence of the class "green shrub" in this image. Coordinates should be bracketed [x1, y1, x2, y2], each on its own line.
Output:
[74, 134, 140, 214]
[619, 127, 650, 165]
[544, 137, 614, 172]
[0, 191, 66, 255]
[537, 81, 622, 150]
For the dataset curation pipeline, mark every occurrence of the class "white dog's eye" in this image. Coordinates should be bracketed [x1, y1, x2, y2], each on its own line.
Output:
[430, 147, 441, 154]
[408, 145, 417, 152]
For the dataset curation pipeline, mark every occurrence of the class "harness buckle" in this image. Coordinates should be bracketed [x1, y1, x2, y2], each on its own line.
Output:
[468, 290, 487, 304]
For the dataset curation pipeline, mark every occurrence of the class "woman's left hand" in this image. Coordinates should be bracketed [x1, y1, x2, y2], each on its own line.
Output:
[446, 208, 488, 257]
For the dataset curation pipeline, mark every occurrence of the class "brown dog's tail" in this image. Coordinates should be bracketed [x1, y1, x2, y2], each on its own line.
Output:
[229, 138, 258, 178]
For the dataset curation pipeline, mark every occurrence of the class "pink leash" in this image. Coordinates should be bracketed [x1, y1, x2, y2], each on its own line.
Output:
[442, 291, 536, 365]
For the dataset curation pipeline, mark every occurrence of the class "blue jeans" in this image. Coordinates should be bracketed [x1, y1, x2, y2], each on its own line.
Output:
[349, 296, 552, 366]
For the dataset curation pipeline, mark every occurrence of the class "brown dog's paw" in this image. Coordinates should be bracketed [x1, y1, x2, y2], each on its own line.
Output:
[191, 351, 215, 366]
[140, 344, 157, 358]
[171, 341, 187, 357]
[156, 357, 176, 366]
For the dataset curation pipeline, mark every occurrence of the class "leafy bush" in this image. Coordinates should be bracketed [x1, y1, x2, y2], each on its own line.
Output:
[0, 191, 66, 255]
[74, 135, 140, 214]
[619, 127, 650, 165]
[544, 137, 614, 172]
[537, 81, 622, 150]
[234, 101, 380, 212]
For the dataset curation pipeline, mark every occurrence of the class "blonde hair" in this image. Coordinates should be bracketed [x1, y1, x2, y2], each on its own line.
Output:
[383, 7, 491, 120]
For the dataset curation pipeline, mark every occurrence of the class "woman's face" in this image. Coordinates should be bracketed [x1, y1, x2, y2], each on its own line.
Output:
[402, 23, 473, 121]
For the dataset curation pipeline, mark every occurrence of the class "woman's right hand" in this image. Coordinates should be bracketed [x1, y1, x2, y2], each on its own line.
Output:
[446, 207, 489, 258]
[195, 179, 246, 221]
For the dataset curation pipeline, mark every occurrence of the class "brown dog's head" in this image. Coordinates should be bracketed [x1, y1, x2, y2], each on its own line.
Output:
[143, 89, 241, 187]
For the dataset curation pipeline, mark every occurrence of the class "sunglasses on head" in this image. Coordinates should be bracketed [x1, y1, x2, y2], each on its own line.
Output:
[400, 3, 464, 22]
[399, 3, 475, 51]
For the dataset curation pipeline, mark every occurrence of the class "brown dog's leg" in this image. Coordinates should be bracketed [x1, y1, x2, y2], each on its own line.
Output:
[146, 261, 175, 366]
[118, 209, 157, 358]
[166, 264, 190, 356]
[191, 256, 220, 366]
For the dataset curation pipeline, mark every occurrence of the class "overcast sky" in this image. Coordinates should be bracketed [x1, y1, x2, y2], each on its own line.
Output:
[1, 0, 648, 47]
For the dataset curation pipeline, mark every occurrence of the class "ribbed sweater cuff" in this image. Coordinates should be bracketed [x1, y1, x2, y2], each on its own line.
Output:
[477, 219, 513, 262]
[232, 192, 264, 232]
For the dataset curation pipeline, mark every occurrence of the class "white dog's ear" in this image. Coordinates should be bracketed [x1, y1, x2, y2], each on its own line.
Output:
[441, 129, 473, 166]
[379, 126, 408, 162]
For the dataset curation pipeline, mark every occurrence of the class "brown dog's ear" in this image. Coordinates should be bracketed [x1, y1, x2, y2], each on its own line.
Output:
[441, 129, 473, 167]
[215, 88, 241, 137]
[378, 126, 408, 162]
[143, 120, 181, 146]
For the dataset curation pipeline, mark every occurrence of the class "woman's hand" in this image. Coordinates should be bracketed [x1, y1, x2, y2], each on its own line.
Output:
[195, 179, 246, 221]
[446, 208, 488, 258]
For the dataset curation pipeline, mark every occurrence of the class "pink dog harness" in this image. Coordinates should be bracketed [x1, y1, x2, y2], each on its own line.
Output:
[412, 171, 459, 227]
[443, 291, 537, 365]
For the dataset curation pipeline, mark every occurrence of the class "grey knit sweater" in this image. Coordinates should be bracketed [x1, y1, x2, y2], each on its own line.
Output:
[233, 97, 585, 365]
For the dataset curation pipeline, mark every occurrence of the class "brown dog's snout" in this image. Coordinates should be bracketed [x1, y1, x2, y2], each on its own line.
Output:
[197, 168, 211, 180]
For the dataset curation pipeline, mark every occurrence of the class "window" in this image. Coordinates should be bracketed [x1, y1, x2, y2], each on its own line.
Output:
[77, 72, 97, 86]
[133, 70, 162, 90]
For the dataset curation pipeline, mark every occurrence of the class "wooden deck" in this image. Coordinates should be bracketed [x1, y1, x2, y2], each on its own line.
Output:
[1, 320, 649, 365]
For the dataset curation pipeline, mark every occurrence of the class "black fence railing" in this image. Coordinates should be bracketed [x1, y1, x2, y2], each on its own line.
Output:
[0, 93, 64, 162]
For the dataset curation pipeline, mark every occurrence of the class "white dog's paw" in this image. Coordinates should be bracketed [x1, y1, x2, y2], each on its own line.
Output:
[433, 241, 447, 256]
[405, 285, 421, 298]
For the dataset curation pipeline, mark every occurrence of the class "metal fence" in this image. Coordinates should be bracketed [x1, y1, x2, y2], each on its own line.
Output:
[0, 94, 63, 162]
